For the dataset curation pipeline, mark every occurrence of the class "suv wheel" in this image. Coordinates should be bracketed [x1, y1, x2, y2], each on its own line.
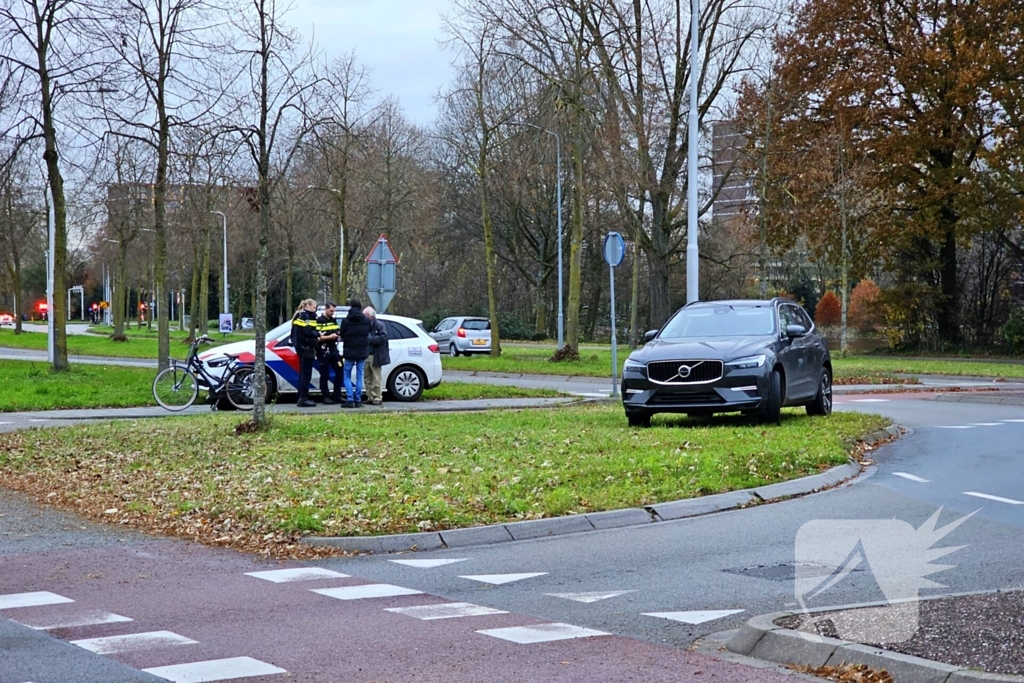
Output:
[626, 411, 652, 428]
[806, 368, 833, 416]
[760, 369, 782, 425]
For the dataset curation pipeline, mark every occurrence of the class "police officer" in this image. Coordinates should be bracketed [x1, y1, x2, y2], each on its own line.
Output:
[290, 298, 320, 408]
[316, 301, 343, 404]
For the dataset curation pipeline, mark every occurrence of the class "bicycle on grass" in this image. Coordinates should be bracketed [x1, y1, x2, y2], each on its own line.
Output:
[152, 334, 268, 411]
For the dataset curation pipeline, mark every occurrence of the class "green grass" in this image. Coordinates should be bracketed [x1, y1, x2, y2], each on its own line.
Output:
[0, 328, 250, 359]
[0, 405, 888, 549]
[0, 359, 562, 412]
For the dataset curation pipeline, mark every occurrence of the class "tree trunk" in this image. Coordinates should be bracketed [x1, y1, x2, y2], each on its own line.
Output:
[154, 110, 170, 369]
[112, 241, 129, 340]
[584, 265, 602, 342]
[535, 277, 546, 338]
[199, 230, 211, 334]
[629, 232, 641, 348]
[565, 123, 585, 349]
[285, 238, 294, 315]
[937, 220, 959, 345]
[188, 251, 200, 340]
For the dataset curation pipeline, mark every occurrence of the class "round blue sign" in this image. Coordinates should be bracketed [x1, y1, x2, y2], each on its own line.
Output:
[603, 232, 626, 267]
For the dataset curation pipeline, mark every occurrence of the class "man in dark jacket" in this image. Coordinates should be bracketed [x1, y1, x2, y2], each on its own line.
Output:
[363, 306, 390, 406]
[338, 298, 371, 408]
[316, 301, 342, 404]
[290, 298, 320, 407]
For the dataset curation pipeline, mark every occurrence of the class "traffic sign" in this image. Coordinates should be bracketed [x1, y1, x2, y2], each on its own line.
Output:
[603, 231, 626, 267]
[365, 233, 398, 313]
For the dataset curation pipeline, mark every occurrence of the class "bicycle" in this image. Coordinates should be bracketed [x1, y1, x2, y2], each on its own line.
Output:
[152, 334, 268, 412]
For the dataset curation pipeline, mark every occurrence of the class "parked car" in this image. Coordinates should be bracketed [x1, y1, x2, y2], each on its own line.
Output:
[621, 298, 832, 427]
[240, 317, 254, 331]
[429, 316, 492, 356]
[0, 313, 13, 326]
[198, 310, 443, 402]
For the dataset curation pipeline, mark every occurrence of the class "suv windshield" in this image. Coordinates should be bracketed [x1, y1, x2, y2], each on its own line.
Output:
[660, 305, 776, 338]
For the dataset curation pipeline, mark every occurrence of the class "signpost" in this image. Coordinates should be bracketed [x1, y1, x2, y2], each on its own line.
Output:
[365, 233, 398, 313]
[219, 313, 233, 335]
[603, 232, 626, 398]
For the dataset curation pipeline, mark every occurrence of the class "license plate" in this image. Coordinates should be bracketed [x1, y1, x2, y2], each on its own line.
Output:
[472, 339, 487, 345]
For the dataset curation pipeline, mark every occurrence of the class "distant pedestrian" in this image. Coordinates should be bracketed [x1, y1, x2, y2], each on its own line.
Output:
[290, 298, 320, 408]
[316, 301, 342, 404]
[338, 298, 371, 408]
[363, 306, 390, 406]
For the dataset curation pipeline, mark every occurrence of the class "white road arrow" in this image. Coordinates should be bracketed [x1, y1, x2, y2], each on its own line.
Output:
[643, 610, 745, 625]
[545, 591, 635, 603]
[460, 573, 547, 585]
[389, 558, 468, 569]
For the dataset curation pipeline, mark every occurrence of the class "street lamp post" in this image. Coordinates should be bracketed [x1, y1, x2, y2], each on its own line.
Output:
[210, 211, 228, 323]
[46, 193, 54, 363]
[508, 122, 563, 350]
[686, 0, 701, 303]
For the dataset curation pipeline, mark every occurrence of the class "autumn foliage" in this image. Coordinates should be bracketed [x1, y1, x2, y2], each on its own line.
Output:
[815, 291, 841, 326]
[849, 280, 882, 332]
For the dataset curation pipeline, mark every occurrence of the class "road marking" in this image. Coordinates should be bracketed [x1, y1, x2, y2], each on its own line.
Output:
[936, 426, 974, 429]
[971, 423, 1004, 427]
[460, 573, 547, 585]
[477, 623, 609, 644]
[643, 610, 745, 625]
[389, 558, 468, 569]
[0, 591, 74, 610]
[545, 590, 635, 603]
[385, 602, 508, 620]
[311, 584, 423, 600]
[72, 630, 197, 655]
[0, 421, 12, 425]
[893, 472, 930, 483]
[999, 419, 1024, 423]
[17, 611, 132, 630]
[850, 399, 890, 403]
[963, 492, 1024, 505]
[28, 419, 50, 422]
[143, 657, 286, 682]
[244, 567, 349, 583]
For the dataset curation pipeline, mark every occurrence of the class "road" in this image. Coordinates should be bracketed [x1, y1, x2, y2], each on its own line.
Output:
[3, 376, 1024, 680]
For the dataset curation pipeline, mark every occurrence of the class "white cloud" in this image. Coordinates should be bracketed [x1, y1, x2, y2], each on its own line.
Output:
[289, 0, 455, 126]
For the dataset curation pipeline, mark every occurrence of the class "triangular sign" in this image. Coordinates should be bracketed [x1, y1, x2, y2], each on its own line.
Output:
[368, 290, 395, 314]
[365, 233, 398, 264]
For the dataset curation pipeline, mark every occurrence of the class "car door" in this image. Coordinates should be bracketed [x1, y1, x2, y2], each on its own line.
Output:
[430, 318, 454, 351]
[779, 303, 815, 400]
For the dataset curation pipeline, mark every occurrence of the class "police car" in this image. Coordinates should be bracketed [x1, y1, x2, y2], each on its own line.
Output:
[198, 310, 443, 402]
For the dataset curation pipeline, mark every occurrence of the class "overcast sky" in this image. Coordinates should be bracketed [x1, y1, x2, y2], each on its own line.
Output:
[289, 0, 456, 127]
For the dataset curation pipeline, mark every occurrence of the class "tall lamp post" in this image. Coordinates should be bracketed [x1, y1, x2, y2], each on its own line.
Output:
[46, 192, 54, 363]
[306, 186, 343, 299]
[210, 211, 228, 322]
[686, 0, 701, 303]
[508, 121, 563, 350]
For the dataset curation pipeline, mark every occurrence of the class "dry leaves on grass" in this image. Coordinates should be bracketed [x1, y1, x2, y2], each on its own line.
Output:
[790, 663, 894, 683]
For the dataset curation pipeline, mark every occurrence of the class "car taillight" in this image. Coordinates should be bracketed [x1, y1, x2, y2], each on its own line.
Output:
[428, 344, 439, 353]
[457, 327, 466, 337]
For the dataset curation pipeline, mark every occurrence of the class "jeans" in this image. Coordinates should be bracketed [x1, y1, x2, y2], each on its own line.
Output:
[342, 359, 365, 403]
[318, 354, 342, 399]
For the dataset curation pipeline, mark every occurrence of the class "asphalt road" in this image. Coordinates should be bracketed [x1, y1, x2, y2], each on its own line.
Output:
[3, 380, 1024, 681]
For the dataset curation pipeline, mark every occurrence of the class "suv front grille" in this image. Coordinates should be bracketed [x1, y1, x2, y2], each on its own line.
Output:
[648, 360, 723, 384]
[648, 390, 724, 405]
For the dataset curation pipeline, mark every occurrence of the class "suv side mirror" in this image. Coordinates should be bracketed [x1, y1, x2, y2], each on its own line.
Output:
[643, 329, 658, 343]
[785, 324, 807, 338]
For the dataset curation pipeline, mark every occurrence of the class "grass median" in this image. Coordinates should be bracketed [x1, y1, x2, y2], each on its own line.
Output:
[0, 359, 562, 412]
[0, 405, 888, 556]
[0, 328, 250, 359]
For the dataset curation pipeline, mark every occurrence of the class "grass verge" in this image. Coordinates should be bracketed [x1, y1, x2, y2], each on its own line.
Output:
[0, 405, 888, 556]
[0, 328, 250, 359]
[0, 359, 563, 412]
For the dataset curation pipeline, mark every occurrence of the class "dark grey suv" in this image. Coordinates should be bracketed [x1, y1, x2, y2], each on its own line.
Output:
[621, 298, 832, 427]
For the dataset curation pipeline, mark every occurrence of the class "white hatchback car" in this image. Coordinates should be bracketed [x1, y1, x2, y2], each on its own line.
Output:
[198, 311, 443, 402]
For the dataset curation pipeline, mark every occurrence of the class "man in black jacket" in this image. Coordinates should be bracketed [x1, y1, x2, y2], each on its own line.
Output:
[316, 301, 342, 404]
[290, 298, 320, 408]
[363, 306, 390, 406]
[338, 298, 371, 408]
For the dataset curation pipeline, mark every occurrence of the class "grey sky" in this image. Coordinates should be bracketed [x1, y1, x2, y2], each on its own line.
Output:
[289, 0, 456, 126]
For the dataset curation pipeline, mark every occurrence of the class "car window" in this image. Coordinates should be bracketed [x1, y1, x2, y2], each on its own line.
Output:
[462, 319, 489, 331]
[793, 306, 813, 330]
[660, 305, 776, 338]
[268, 321, 291, 342]
[384, 320, 417, 340]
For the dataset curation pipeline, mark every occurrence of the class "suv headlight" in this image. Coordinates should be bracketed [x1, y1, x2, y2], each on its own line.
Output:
[725, 354, 766, 369]
[623, 359, 646, 372]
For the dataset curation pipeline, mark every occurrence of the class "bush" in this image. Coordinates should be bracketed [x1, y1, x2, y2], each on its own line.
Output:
[849, 280, 883, 332]
[1003, 310, 1024, 354]
[815, 291, 841, 326]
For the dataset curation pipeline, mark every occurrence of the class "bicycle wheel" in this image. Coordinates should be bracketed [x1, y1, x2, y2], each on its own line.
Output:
[153, 365, 199, 411]
[224, 365, 262, 411]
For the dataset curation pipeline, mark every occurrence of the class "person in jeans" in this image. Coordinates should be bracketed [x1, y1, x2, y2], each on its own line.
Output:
[338, 298, 371, 408]
[363, 306, 390, 406]
[290, 298, 320, 408]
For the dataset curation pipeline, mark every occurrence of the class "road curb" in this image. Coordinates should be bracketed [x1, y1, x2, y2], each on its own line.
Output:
[932, 394, 1024, 407]
[301, 423, 905, 554]
[726, 594, 1024, 682]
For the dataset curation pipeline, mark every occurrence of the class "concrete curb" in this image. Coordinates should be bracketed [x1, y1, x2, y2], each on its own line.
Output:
[932, 394, 1024, 407]
[301, 423, 905, 554]
[727, 595, 1024, 682]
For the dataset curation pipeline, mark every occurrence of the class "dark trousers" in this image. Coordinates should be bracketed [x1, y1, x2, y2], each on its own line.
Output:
[318, 353, 342, 399]
[297, 352, 316, 400]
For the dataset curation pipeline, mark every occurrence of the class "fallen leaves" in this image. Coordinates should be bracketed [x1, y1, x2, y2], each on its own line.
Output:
[790, 663, 895, 683]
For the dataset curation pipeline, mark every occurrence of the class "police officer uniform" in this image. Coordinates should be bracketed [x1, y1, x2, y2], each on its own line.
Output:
[317, 308, 343, 404]
[290, 302, 320, 407]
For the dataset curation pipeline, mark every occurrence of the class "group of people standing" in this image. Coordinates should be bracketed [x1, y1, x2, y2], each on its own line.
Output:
[290, 298, 390, 408]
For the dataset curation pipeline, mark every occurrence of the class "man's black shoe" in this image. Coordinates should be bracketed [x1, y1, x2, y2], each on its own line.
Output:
[297, 399, 316, 408]
[354, 401, 362, 408]
[323, 397, 337, 405]
[342, 401, 355, 409]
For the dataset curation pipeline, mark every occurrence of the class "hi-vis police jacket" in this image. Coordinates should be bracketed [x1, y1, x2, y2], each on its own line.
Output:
[290, 309, 320, 358]
[316, 313, 341, 359]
